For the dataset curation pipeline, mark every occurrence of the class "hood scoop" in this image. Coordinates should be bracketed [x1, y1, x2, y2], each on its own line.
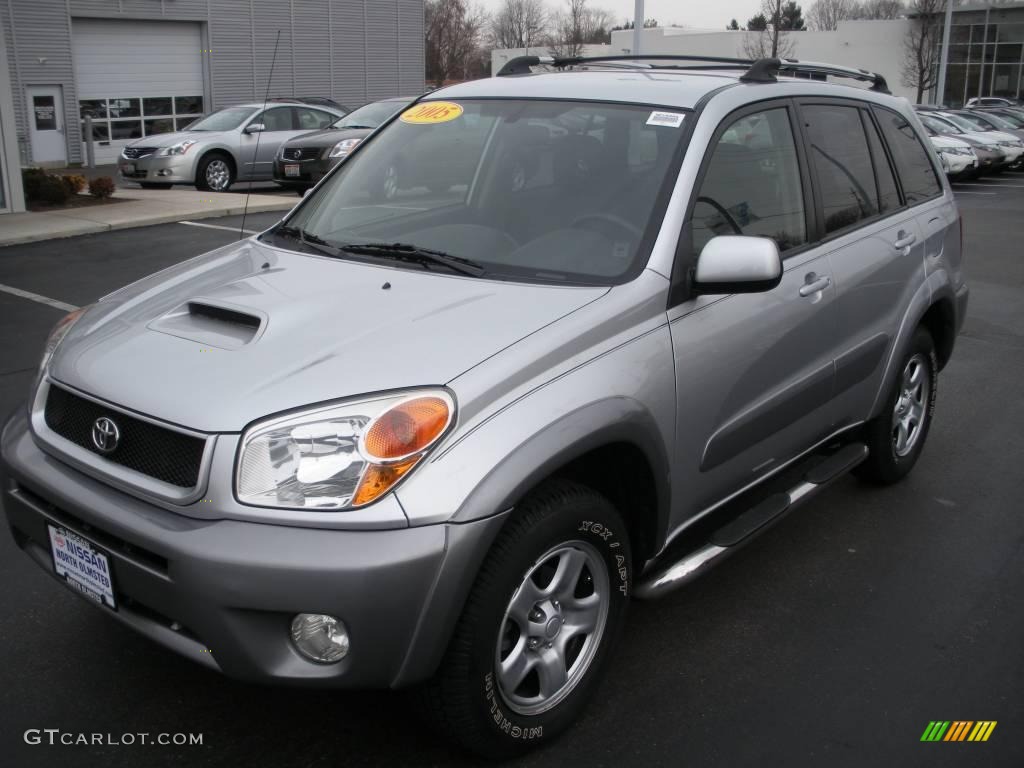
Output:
[148, 300, 267, 350]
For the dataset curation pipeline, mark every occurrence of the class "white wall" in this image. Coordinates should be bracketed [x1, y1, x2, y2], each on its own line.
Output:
[607, 20, 915, 101]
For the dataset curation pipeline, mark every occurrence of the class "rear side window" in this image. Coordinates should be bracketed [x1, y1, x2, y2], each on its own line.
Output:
[691, 107, 807, 254]
[802, 104, 879, 234]
[861, 112, 901, 214]
[874, 108, 942, 204]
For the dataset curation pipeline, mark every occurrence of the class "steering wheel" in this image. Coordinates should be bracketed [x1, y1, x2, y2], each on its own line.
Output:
[696, 196, 743, 235]
[569, 212, 644, 240]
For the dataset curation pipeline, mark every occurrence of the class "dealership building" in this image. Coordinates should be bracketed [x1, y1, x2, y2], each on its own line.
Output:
[0, 0, 424, 180]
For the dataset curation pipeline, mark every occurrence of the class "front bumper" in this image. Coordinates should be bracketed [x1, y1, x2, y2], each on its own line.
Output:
[118, 153, 197, 185]
[1, 409, 506, 688]
[272, 156, 338, 187]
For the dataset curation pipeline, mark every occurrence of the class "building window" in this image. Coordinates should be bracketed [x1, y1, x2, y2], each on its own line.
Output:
[79, 96, 204, 142]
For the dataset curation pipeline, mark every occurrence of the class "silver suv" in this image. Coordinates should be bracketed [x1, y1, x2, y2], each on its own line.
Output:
[118, 101, 346, 191]
[2, 55, 967, 758]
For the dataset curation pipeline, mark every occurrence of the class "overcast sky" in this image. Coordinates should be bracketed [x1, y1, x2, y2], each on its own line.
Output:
[475, 0, 760, 31]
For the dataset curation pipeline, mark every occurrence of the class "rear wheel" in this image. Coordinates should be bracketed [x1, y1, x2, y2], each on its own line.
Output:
[856, 326, 937, 484]
[421, 481, 631, 759]
[195, 153, 234, 192]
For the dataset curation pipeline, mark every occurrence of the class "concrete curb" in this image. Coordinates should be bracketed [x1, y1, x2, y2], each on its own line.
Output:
[0, 194, 297, 247]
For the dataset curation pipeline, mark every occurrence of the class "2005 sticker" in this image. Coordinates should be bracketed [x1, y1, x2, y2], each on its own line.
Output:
[400, 101, 464, 125]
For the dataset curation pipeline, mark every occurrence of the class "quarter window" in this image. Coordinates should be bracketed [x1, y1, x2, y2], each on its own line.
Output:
[874, 108, 943, 204]
[691, 108, 807, 254]
[803, 104, 879, 234]
[861, 112, 901, 214]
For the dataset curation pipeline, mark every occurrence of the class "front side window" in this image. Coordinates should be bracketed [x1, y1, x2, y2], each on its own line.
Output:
[297, 108, 335, 130]
[690, 107, 807, 254]
[280, 99, 689, 285]
[259, 108, 294, 131]
[803, 104, 879, 235]
[875, 108, 943, 204]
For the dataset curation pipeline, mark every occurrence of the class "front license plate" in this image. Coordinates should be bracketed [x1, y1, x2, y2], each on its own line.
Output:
[48, 525, 117, 610]
[122, 163, 135, 174]
[284, 164, 300, 177]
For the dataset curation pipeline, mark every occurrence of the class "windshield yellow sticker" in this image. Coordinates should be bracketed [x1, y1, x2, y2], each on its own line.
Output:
[400, 102, 464, 125]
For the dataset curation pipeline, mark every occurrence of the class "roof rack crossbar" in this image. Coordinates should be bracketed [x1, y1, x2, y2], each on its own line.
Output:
[741, 57, 891, 94]
[497, 53, 754, 77]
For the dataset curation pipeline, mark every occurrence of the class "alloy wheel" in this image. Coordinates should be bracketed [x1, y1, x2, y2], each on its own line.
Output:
[205, 159, 231, 191]
[892, 352, 931, 457]
[495, 541, 609, 716]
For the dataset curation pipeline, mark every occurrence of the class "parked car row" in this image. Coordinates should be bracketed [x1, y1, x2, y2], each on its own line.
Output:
[916, 104, 1024, 181]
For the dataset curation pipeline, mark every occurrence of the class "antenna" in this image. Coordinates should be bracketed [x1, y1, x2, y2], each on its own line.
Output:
[240, 29, 281, 240]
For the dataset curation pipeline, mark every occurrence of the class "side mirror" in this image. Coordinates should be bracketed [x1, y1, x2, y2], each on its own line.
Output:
[694, 236, 782, 295]
[244, 123, 266, 134]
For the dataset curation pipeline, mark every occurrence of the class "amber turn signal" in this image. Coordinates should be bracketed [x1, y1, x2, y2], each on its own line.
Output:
[362, 396, 450, 461]
[352, 457, 419, 507]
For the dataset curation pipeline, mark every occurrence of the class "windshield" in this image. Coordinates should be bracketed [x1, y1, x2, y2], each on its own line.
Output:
[922, 115, 960, 135]
[188, 107, 259, 132]
[993, 111, 1024, 128]
[280, 99, 688, 285]
[334, 100, 409, 129]
[942, 113, 987, 132]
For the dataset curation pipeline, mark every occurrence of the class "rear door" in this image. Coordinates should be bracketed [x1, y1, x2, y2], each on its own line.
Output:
[796, 99, 933, 427]
[668, 100, 839, 512]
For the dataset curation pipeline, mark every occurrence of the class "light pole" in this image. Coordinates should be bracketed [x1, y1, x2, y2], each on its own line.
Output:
[633, 0, 644, 56]
[935, 0, 953, 106]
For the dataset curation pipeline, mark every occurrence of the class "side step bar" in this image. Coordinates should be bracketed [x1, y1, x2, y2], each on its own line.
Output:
[634, 443, 868, 600]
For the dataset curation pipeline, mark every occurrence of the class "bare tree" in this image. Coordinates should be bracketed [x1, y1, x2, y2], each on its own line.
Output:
[490, 0, 548, 51]
[546, 0, 612, 57]
[426, 0, 488, 86]
[742, 0, 797, 59]
[901, 0, 942, 102]
[852, 0, 905, 19]
[806, 0, 856, 30]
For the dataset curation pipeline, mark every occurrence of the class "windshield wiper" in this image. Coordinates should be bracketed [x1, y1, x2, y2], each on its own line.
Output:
[337, 242, 485, 277]
[272, 225, 344, 259]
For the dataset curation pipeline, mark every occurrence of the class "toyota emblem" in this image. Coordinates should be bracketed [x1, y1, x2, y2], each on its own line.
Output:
[91, 416, 120, 454]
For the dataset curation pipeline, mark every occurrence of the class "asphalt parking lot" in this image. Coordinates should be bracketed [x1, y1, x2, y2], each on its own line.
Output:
[1, 178, 1023, 768]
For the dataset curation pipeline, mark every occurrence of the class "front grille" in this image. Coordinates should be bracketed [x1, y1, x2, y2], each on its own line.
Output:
[121, 169, 148, 179]
[122, 147, 157, 160]
[44, 385, 205, 489]
[282, 147, 305, 161]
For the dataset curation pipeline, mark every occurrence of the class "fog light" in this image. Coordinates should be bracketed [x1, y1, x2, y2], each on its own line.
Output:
[157, 169, 171, 177]
[290, 613, 349, 663]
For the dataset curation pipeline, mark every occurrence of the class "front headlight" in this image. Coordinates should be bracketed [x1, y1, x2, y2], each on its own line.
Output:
[236, 390, 454, 510]
[33, 305, 90, 397]
[157, 140, 197, 156]
[328, 138, 362, 159]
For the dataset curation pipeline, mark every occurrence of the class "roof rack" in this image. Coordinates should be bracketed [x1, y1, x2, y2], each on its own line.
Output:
[495, 53, 891, 94]
[742, 58, 890, 93]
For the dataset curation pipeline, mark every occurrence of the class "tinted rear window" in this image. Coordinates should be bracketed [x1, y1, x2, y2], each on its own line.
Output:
[875, 108, 942, 204]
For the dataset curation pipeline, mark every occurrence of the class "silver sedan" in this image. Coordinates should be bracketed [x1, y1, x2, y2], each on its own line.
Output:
[118, 102, 346, 192]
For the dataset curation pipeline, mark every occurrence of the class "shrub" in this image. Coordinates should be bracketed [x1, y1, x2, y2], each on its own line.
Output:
[21, 167, 48, 200]
[24, 172, 71, 205]
[62, 174, 87, 195]
[88, 176, 116, 199]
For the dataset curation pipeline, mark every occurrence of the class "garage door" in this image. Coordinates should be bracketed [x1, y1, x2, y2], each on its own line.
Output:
[72, 18, 205, 164]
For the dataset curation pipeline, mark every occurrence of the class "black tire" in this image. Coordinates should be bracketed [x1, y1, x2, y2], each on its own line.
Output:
[855, 326, 937, 485]
[421, 480, 631, 759]
[296, 187, 306, 197]
[195, 152, 235, 192]
[139, 182, 173, 190]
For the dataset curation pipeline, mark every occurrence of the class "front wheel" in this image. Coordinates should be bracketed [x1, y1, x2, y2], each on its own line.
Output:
[421, 481, 631, 759]
[195, 153, 235, 192]
[856, 326, 937, 484]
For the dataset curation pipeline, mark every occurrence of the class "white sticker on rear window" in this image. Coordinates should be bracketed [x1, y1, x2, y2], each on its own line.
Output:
[647, 111, 685, 128]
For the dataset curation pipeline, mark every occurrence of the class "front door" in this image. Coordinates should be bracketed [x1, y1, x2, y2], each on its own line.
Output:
[26, 86, 67, 166]
[669, 102, 839, 515]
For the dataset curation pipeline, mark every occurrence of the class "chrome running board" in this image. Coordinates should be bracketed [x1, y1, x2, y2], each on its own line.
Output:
[634, 443, 868, 600]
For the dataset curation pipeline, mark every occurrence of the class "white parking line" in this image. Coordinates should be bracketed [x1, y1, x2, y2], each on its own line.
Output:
[179, 220, 258, 235]
[0, 282, 78, 312]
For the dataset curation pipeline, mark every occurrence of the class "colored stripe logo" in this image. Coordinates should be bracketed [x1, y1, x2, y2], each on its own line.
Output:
[921, 721, 997, 742]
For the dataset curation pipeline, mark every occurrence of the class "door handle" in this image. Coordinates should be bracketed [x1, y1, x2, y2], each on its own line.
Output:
[893, 232, 917, 250]
[799, 275, 831, 297]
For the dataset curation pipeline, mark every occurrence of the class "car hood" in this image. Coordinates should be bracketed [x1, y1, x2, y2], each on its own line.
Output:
[127, 130, 231, 148]
[931, 136, 972, 150]
[284, 127, 374, 150]
[952, 131, 1003, 147]
[49, 239, 607, 432]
